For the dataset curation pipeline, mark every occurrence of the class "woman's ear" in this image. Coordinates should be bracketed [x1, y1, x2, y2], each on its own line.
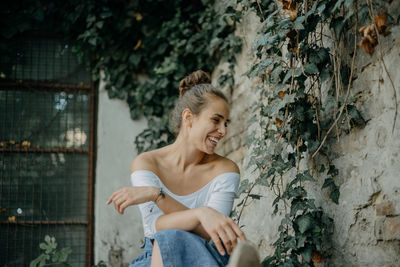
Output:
[182, 108, 193, 127]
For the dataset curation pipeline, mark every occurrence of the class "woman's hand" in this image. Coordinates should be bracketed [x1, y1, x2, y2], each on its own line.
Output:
[106, 186, 157, 214]
[196, 206, 246, 256]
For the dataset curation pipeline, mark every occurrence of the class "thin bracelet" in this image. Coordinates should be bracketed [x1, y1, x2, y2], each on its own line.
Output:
[154, 187, 165, 203]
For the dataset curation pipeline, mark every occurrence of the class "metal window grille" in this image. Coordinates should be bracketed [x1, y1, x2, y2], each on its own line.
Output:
[0, 34, 95, 267]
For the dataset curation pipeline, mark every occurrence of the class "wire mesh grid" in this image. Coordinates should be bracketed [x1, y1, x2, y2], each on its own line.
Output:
[0, 35, 93, 267]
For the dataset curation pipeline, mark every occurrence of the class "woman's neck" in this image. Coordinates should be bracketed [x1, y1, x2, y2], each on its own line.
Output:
[166, 134, 208, 173]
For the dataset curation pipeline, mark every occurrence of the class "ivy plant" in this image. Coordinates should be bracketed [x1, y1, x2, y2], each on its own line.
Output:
[235, 0, 393, 266]
[0, 0, 242, 153]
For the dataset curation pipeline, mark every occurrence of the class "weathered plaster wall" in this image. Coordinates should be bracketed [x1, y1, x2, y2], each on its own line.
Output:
[94, 78, 147, 266]
[215, 6, 400, 267]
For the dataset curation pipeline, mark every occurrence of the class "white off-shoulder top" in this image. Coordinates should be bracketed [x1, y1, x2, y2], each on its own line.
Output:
[130, 170, 240, 238]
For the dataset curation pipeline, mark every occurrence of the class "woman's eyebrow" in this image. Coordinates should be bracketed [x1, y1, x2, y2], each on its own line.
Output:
[213, 113, 230, 123]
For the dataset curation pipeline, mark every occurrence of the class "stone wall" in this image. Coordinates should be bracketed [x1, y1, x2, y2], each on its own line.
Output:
[214, 6, 400, 267]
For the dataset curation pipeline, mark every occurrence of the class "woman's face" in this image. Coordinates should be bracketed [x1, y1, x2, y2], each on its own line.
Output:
[188, 96, 230, 154]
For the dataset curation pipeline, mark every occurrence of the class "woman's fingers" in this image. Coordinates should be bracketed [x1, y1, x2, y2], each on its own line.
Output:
[210, 232, 226, 256]
[107, 188, 125, 204]
[223, 226, 238, 251]
[119, 201, 131, 214]
[217, 227, 232, 254]
[231, 220, 247, 242]
[106, 189, 120, 205]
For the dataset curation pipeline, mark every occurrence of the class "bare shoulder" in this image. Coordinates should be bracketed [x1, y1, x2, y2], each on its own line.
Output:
[212, 154, 240, 174]
[130, 150, 158, 173]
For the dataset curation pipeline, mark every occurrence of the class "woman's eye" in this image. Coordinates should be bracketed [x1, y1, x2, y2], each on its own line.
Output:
[212, 118, 219, 123]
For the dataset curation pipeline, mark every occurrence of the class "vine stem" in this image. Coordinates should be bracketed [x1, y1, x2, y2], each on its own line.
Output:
[256, 0, 265, 21]
[366, 0, 398, 133]
[237, 182, 258, 223]
[312, 21, 358, 159]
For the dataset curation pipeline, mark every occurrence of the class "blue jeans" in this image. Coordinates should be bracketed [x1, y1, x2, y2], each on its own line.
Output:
[129, 229, 230, 267]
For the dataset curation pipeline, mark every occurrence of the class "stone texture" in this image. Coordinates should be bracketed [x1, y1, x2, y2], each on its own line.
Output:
[376, 216, 400, 241]
[215, 9, 400, 267]
[375, 201, 394, 216]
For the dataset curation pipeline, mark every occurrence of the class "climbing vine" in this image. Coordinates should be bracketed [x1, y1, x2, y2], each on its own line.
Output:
[0, 0, 242, 153]
[234, 0, 395, 266]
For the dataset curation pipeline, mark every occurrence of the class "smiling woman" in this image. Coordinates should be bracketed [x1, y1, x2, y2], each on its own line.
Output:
[106, 70, 248, 267]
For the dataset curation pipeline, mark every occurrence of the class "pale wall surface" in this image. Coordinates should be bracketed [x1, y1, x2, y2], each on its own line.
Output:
[215, 6, 400, 267]
[94, 78, 147, 266]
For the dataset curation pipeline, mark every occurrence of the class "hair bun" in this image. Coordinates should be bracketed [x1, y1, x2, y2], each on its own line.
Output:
[179, 70, 211, 98]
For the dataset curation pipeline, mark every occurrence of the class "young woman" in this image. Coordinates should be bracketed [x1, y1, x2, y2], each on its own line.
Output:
[107, 70, 247, 267]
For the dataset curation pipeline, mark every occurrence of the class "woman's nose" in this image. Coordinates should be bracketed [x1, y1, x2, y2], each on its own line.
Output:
[218, 124, 227, 137]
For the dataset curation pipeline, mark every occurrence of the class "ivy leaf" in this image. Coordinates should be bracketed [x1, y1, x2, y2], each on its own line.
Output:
[306, 1, 318, 18]
[255, 177, 269, 187]
[317, 3, 326, 14]
[129, 54, 142, 67]
[271, 65, 283, 82]
[322, 178, 334, 189]
[249, 194, 262, 200]
[273, 196, 280, 207]
[258, 58, 274, 73]
[238, 179, 250, 194]
[331, 17, 346, 36]
[330, 188, 340, 204]
[290, 199, 307, 216]
[273, 204, 279, 215]
[320, 67, 331, 82]
[296, 234, 307, 248]
[294, 21, 305, 30]
[304, 63, 318, 75]
[347, 105, 365, 127]
[332, 0, 345, 13]
[270, 94, 296, 115]
[301, 246, 313, 263]
[302, 170, 314, 182]
[327, 165, 339, 176]
[295, 214, 315, 234]
[344, 0, 353, 8]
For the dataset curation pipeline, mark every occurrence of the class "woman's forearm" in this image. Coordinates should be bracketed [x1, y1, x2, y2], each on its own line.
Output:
[155, 209, 199, 232]
[150, 187, 210, 239]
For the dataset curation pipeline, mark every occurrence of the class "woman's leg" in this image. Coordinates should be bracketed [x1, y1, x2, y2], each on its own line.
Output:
[150, 240, 163, 267]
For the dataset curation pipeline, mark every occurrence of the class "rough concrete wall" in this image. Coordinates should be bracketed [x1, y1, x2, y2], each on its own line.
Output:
[95, 78, 147, 266]
[215, 7, 400, 267]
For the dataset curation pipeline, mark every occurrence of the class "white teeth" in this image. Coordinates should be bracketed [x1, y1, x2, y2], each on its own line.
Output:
[208, 137, 219, 144]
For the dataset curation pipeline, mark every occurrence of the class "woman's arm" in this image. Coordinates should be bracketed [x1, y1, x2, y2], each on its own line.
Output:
[155, 206, 246, 255]
[106, 185, 210, 238]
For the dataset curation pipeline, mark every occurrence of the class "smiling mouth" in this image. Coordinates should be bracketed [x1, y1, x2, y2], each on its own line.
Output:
[207, 136, 220, 145]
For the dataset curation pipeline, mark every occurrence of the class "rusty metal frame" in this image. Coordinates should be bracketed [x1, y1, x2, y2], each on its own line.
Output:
[0, 81, 96, 266]
[0, 148, 89, 153]
[86, 79, 97, 267]
[0, 81, 91, 91]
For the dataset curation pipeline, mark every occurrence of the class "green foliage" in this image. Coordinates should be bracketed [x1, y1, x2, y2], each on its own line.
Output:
[71, 0, 242, 152]
[236, 0, 390, 266]
[30, 235, 108, 267]
[30, 235, 72, 267]
[0, 0, 241, 153]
